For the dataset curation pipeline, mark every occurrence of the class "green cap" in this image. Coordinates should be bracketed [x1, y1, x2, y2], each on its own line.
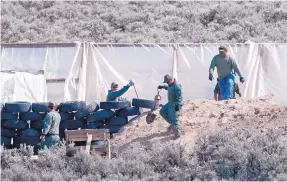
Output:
[163, 74, 172, 83]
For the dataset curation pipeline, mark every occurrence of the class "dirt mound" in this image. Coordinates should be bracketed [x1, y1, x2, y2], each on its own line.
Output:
[111, 95, 287, 153]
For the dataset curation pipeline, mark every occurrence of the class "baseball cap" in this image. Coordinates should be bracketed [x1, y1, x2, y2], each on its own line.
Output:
[219, 45, 227, 52]
[111, 82, 118, 89]
[163, 74, 172, 83]
[48, 102, 55, 109]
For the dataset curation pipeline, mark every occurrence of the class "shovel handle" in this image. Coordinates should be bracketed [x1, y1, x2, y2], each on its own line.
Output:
[133, 85, 139, 98]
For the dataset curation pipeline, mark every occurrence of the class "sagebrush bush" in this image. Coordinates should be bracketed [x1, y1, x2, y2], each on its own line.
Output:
[1, 1, 287, 43]
[1, 126, 287, 181]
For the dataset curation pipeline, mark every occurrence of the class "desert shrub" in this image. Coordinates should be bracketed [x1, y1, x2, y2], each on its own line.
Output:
[193, 128, 287, 181]
[1, 1, 287, 43]
[1, 126, 287, 181]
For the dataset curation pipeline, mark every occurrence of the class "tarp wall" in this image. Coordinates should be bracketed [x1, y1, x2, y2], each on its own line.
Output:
[1, 42, 287, 105]
[0, 72, 47, 102]
[1, 42, 80, 103]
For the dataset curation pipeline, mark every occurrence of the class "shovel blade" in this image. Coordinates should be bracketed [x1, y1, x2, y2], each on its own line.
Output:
[146, 112, 156, 124]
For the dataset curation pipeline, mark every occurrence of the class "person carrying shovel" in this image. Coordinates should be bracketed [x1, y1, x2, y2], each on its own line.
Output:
[158, 74, 183, 139]
[106, 79, 135, 101]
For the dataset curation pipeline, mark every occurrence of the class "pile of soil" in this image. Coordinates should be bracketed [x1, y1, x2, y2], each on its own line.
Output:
[111, 95, 287, 153]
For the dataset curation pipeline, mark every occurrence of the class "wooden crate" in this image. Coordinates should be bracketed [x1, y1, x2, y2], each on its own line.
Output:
[65, 129, 111, 159]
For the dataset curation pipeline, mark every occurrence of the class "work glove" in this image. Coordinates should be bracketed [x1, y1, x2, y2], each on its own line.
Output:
[209, 74, 213, 81]
[175, 104, 182, 111]
[240, 77, 245, 83]
[158, 85, 168, 90]
[128, 79, 135, 86]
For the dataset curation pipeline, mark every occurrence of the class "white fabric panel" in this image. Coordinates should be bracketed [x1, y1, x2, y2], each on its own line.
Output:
[1, 43, 287, 106]
[0, 72, 47, 102]
[261, 44, 287, 105]
[83, 43, 174, 103]
[177, 44, 267, 100]
[64, 42, 83, 101]
[1, 43, 80, 103]
[0, 73, 15, 102]
[177, 44, 221, 100]
[47, 82, 65, 103]
[1, 44, 77, 79]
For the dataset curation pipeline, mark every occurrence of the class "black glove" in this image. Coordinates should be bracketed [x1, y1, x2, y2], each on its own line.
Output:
[175, 104, 182, 111]
[209, 74, 213, 81]
[240, 77, 245, 83]
[158, 85, 167, 90]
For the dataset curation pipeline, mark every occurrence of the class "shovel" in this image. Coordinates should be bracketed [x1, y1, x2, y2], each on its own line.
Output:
[146, 89, 161, 124]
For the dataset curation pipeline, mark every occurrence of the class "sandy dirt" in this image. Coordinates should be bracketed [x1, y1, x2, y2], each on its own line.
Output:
[111, 95, 287, 153]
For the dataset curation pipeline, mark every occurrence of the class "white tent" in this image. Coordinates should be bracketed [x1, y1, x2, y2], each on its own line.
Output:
[0, 72, 47, 102]
[1, 42, 287, 105]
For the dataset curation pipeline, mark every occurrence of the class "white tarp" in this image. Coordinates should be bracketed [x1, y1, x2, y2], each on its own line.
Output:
[65, 43, 173, 104]
[1, 44, 77, 79]
[177, 43, 266, 100]
[63, 42, 83, 101]
[1, 42, 79, 103]
[1, 42, 287, 105]
[260, 43, 287, 105]
[0, 72, 47, 102]
[177, 43, 287, 105]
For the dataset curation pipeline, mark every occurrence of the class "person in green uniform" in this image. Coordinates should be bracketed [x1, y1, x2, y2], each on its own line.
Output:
[214, 81, 242, 101]
[106, 79, 135, 101]
[158, 74, 183, 139]
[209, 45, 245, 100]
[35, 102, 61, 154]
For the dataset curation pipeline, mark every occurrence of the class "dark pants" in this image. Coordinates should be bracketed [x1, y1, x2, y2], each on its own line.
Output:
[159, 103, 181, 137]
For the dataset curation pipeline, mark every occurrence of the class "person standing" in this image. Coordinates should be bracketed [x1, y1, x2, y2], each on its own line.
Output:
[158, 74, 183, 139]
[36, 102, 61, 154]
[209, 46, 245, 100]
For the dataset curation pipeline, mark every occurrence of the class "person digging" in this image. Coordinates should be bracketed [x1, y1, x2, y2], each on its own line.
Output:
[158, 74, 183, 139]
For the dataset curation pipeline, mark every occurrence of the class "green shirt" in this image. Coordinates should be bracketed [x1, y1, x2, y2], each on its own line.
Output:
[209, 54, 243, 79]
[106, 85, 130, 101]
[214, 82, 240, 99]
[42, 111, 61, 136]
[162, 80, 183, 105]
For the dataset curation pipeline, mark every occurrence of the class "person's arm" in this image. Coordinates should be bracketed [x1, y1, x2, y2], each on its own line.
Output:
[209, 56, 217, 77]
[42, 114, 52, 136]
[109, 85, 130, 99]
[230, 57, 243, 77]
